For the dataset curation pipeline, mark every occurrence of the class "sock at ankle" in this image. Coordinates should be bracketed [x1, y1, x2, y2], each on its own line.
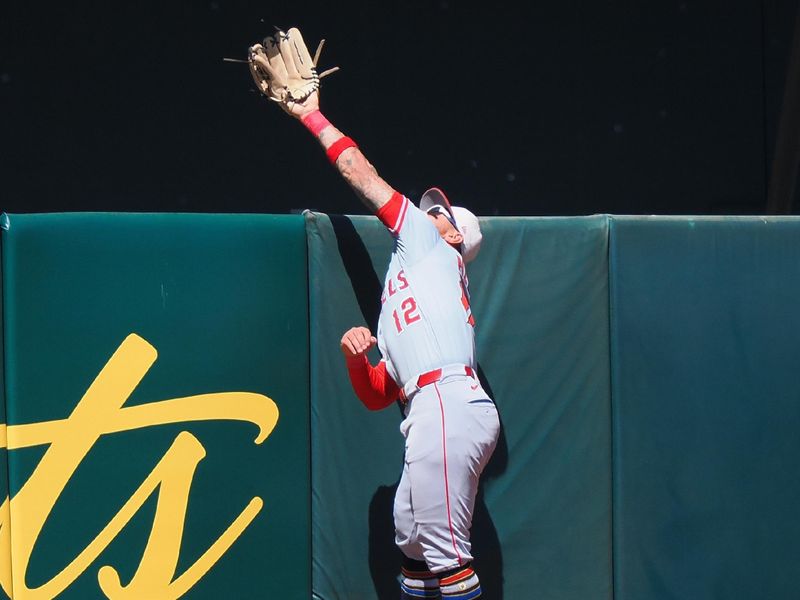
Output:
[400, 558, 441, 599]
[438, 564, 481, 599]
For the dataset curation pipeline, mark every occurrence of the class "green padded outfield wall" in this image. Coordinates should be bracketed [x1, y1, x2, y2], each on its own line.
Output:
[307, 213, 612, 599]
[0, 213, 310, 599]
[610, 216, 800, 600]
[4, 211, 798, 600]
[0, 237, 9, 598]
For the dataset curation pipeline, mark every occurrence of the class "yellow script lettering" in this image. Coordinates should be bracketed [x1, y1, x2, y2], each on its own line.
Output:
[0, 333, 279, 599]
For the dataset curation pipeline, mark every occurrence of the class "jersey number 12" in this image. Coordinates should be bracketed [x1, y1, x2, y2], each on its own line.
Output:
[392, 297, 421, 333]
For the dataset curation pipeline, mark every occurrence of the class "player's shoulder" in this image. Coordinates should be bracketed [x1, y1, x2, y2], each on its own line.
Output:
[377, 192, 436, 239]
[376, 192, 409, 234]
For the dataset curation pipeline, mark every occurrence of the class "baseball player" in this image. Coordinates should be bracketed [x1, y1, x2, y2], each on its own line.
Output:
[248, 28, 500, 599]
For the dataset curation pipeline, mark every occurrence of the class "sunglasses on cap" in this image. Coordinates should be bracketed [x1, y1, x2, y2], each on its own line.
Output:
[426, 205, 458, 229]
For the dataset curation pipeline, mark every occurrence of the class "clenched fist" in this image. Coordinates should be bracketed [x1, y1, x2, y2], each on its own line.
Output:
[340, 326, 377, 359]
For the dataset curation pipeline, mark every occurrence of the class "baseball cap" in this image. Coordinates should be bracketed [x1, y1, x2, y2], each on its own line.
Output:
[420, 187, 483, 263]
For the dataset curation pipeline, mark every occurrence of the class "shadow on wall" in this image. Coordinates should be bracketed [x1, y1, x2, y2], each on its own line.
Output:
[471, 366, 509, 599]
[330, 215, 508, 599]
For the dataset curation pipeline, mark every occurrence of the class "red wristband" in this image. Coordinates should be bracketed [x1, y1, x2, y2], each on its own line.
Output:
[300, 110, 332, 137]
[326, 137, 358, 164]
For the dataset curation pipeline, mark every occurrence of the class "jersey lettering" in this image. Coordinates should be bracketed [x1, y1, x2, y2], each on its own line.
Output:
[397, 270, 409, 290]
[386, 270, 410, 299]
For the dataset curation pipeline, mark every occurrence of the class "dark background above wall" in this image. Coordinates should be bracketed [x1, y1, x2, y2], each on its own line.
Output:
[2, 0, 799, 216]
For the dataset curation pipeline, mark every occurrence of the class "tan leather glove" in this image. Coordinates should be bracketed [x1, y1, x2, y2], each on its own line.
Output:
[248, 27, 338, 105]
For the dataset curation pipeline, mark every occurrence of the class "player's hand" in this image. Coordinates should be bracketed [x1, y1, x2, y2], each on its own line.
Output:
[340, 326, 377, 359]
[284, 89, 319, 119]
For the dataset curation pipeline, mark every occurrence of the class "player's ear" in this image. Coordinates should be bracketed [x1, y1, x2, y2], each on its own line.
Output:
[445, 230, 464, 245]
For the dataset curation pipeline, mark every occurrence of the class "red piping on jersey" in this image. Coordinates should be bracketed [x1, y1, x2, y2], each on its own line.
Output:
[434, 381, 463, 566]
[395, 194, 409, 232]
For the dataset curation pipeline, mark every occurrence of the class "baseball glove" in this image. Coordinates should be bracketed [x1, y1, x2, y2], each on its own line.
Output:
[248, 27, 338, 105]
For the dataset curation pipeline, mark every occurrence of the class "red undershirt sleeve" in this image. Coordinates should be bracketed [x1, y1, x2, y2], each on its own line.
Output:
[345, 354, 400, 410]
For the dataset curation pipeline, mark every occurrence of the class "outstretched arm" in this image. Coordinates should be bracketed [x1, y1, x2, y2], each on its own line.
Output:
[284, 91, 396, 213]
[248, 29, 397, 212]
